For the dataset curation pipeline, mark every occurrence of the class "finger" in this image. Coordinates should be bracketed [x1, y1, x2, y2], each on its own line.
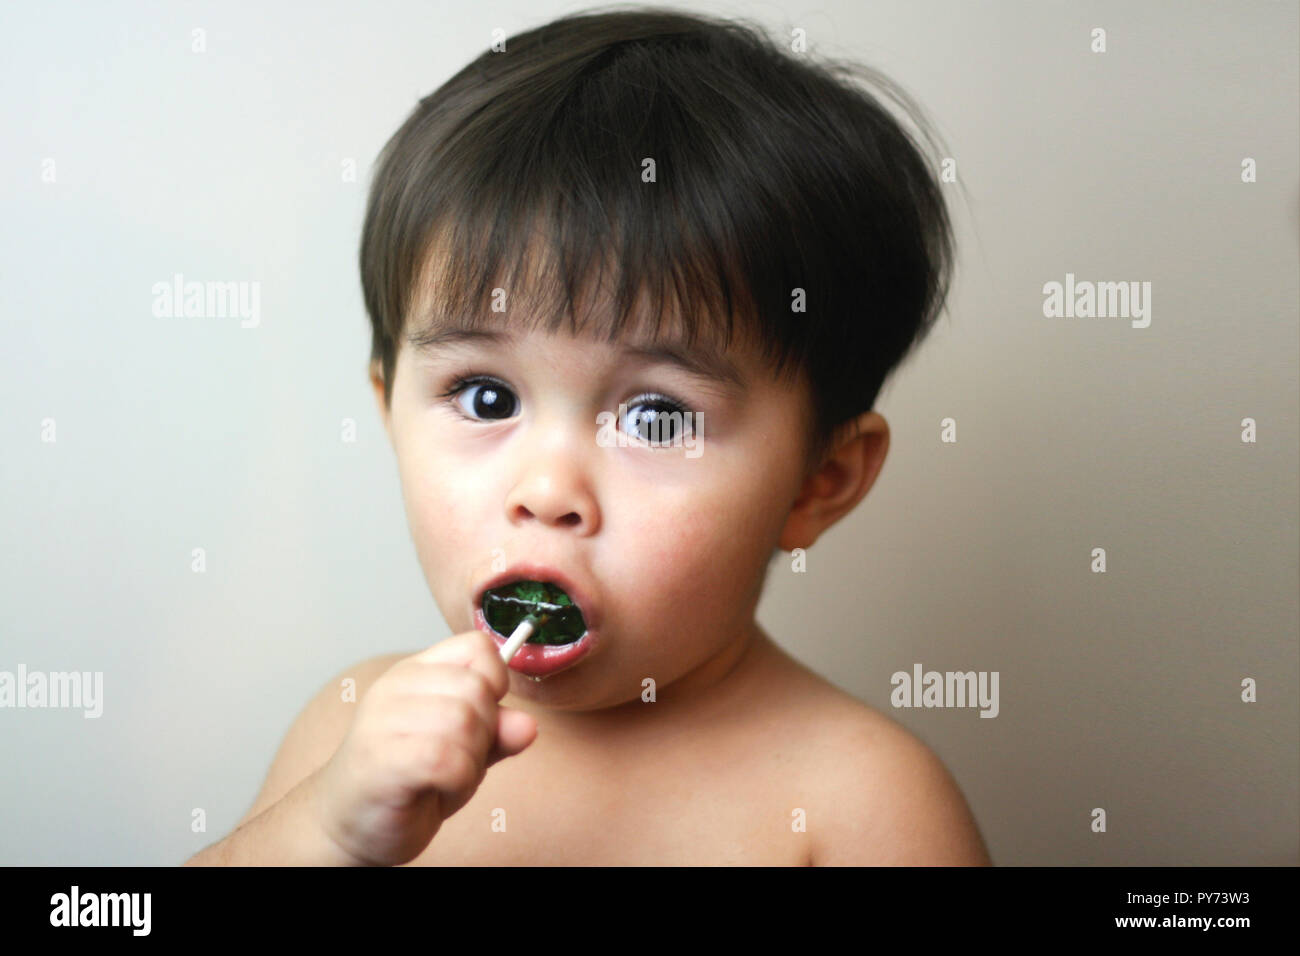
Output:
[417, 666, 500, 747]
[412, 630, 509, 699]
[406, 735, 483, 802]
[485, 707, 539, 768]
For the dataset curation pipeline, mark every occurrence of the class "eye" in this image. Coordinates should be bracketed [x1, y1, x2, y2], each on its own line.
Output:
[442, 375, 519, 421]
[621, 393, 693, 446]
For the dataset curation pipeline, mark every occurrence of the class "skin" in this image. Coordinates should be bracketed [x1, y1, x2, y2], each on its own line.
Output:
[369, 303, 889, 748]
[343, 280, 989, 865]
[183, 281, 991, 865]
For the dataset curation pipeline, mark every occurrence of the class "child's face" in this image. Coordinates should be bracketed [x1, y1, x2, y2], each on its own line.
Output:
[372, 299, 817, 712]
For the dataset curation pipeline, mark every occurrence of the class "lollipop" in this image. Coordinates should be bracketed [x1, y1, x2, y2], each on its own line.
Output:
[482, 580, 588, 662]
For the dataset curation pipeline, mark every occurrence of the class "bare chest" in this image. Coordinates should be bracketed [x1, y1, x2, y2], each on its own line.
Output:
[405, 733, 813, 866]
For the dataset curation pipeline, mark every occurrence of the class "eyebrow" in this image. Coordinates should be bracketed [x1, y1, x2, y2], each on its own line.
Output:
[407, 325, 747, 394]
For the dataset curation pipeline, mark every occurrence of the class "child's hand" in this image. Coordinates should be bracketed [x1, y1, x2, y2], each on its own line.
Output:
[310, 630, 538, 866]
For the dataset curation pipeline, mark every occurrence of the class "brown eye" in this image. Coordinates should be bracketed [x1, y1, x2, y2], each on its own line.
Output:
[621, 395, 691, 445]
[452, 378, 518, 420]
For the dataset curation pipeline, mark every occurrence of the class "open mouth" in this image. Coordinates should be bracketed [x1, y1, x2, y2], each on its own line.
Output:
[481, 580, 588, 646]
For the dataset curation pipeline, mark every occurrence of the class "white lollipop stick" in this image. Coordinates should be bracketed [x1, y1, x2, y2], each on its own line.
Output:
[498, 615, 538, 663]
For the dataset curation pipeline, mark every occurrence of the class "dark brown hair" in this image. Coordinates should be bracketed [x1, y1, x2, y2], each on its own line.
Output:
[359, 5, 956, 472]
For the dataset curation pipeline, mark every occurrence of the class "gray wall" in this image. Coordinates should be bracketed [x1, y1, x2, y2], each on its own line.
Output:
[1, 0, 1295, 865]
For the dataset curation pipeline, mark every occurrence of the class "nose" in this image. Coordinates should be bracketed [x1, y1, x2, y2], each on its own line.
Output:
[503, 429, 600, 535]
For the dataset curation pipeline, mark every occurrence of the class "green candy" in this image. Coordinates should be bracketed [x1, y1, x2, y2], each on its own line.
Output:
[483, 580, 586, 645]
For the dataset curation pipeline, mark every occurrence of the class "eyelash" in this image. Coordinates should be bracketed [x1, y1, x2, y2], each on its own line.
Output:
[436, 371, 694, 441]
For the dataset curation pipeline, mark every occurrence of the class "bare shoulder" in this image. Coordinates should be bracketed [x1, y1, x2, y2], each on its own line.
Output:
[233, 649, 411, 828]
[758, 644, 992, 866]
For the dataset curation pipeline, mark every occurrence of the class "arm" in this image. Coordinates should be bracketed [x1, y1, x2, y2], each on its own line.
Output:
[182, 652, 408, 866]
[809, 715, 992, 866]
[183, 768, 363, 866]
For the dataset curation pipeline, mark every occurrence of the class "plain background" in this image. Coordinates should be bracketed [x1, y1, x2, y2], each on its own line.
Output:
[1, 0, 1296, 865]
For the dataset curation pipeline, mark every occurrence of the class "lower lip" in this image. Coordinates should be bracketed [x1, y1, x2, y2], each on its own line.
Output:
[474, 606, 596, 678]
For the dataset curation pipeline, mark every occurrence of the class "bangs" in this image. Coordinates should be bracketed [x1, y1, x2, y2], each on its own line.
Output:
[361, 7, 957, 473]
[406, 205, 764, 363]
[364, 24, 826, 391]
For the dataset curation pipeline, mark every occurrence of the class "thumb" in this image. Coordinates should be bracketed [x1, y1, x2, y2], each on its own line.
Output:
[487, 707, 538, 765]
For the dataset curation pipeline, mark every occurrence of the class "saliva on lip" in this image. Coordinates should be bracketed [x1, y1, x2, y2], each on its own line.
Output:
[482, 580, 587, 647]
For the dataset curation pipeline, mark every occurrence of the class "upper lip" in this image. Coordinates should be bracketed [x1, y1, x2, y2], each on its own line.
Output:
[474, 562, 602, 632]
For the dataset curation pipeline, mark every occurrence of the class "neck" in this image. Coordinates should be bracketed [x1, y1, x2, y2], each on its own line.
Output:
[507, 620, 773, 742]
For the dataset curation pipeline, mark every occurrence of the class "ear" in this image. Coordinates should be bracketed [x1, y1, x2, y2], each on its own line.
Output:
[778, 411, 889, 552]
[369, 359, 392, 441]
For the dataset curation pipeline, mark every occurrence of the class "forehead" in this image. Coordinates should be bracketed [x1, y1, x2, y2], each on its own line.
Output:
[406, 309, 752, 392]
[401, 222, 796, 399]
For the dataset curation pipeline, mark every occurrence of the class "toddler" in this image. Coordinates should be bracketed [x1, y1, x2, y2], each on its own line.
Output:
[186, 5, 990, 866]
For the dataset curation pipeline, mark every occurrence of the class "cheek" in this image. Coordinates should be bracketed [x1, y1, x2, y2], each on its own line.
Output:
[619, 480, 778, 620]
[394, 438, 485, 580]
